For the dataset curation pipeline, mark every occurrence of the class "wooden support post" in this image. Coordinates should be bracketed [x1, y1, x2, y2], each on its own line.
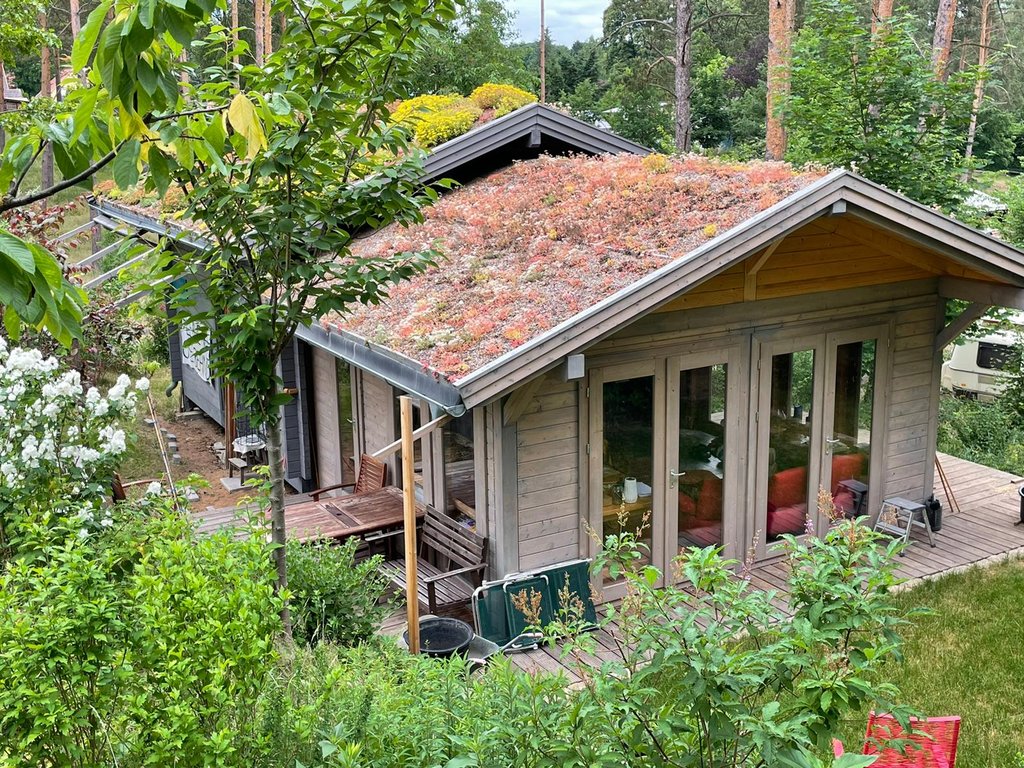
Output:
[224, 380, 236, 455]
[400, 395, 420, 654]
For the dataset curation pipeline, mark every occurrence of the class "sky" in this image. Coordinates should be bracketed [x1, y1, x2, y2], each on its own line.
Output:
[509, 0, 606, 45]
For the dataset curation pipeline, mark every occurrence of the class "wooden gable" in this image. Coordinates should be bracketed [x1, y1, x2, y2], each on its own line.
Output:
[655, 215, 1001, 314]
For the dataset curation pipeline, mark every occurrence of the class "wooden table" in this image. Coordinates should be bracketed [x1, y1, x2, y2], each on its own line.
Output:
[283, 486, 423, 543]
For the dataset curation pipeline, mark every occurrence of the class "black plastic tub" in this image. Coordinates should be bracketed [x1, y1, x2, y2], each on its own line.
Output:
[405, 617, 475, 658]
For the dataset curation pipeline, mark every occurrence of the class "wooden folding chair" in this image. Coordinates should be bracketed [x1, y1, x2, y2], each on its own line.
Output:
[310, 453, 388, 500]
[834, 712, 960, 767]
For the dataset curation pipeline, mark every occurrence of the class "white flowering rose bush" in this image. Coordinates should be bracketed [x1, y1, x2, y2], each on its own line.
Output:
[0, 339, 149, 555]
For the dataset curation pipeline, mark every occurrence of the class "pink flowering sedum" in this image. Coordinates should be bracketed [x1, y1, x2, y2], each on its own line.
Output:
[323, 153, 826, 379]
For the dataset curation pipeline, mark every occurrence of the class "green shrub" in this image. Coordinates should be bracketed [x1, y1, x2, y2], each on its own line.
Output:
[0, 501, 281, 766]
[937, 392, 1024, 475]
[286, 537, 393, 647]
[257, 639, 575, 768]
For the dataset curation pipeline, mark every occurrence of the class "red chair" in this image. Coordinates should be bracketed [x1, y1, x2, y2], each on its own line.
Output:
[833, 712, 960, 767]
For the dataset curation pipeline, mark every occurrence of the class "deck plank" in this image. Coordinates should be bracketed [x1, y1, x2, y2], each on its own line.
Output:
[373, 453, 1024, 679]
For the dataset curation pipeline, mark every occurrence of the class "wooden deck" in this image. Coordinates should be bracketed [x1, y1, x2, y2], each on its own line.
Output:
[385, 453, 1024, 682]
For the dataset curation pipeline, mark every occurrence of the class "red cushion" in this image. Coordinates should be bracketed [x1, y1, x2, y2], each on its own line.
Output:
[769, 466, 807, 509]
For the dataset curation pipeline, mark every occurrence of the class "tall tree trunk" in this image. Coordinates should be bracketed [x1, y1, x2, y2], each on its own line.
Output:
[674, 0, 693, 152]
[263, 0, 273, 59]
[231, 0, 240, 70]
[70, 0, 88, 84]
[539, 0, 546, 102]
[871, 0, 895, 34]
[265, 384, 292, 638]
[254, 0, 265, 65]
[765, 0, 795, 161]
[39, 13, 54, 189]
[962, 0, 991, 180]
[0, 61, 7, 154]
[931, 0, 957, 80]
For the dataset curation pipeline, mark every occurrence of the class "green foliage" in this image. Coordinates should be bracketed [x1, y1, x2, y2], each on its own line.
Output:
[936, 392, 1024, 475]
[263, 519, 911, 768]
[788, 0, 975, 209]
[0, 501, 281, 766]
[286, 537, 392, 647]
[255, 640, 575, 768]
[404, 0, 535, 96]
[555, 517, 912, 766]
[1001, 177, 1024, 248]
[601, 80, 674, 152]
[0, 0, 57, 62]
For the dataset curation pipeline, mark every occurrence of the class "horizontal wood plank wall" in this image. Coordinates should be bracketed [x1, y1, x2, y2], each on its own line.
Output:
[883, 300, 943, 501]
[279, 340, 305, 490]
[311, 348, 341, 489]
[516, 375, 580, 572]
[588, 280, 943, 554]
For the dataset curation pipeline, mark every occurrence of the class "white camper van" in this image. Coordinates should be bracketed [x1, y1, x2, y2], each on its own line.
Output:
[941, 329, 1019, 401]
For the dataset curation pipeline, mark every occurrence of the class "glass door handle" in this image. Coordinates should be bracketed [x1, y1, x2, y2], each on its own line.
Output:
[669, 470, 686, 477]
[826, 438, 842, 444]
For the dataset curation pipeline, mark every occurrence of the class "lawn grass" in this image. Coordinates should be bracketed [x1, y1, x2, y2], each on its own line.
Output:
[836, 560, 1024, 766]
[112, 366, 180, 483]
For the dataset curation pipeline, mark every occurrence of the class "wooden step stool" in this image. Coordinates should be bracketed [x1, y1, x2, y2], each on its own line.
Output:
[228, 456, 248, 481]
[874, 497, 936, 554]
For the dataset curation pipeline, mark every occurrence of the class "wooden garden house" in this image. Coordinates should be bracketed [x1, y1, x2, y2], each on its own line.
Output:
[93, 104, 1024, 598]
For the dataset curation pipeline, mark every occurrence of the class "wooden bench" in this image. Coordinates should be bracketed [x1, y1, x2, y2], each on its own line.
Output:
[378, 506, 487, 615]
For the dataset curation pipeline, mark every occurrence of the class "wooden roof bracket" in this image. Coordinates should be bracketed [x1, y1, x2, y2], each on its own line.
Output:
[743, 235, 787, 301]
[503, 376, 545, 426]
[934, 301, 989, 352]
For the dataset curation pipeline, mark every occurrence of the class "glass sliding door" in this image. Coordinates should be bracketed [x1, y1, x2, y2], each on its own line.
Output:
[601, 375, 656, 557]
[754, 325, 889, 558]
[820, 328, 886, 522]
[590, 361, 661, 592]
[671, 360, 730, 553]
[763, 346, 819, 545]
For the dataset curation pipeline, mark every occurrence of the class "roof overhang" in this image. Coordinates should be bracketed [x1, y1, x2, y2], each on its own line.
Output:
[453, 170, 1024, 408]
[296, 324, 465, 417]
[91, 197, 467, 415]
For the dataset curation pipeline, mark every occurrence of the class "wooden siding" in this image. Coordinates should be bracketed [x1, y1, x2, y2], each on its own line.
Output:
[483, 401, 519, 576]
[293, 341, 315, 484]
[311, 348, 342, 489]
[654, 219, 999, 314]
[280, 339, 314, 491]
[166, 303, 182, 387]
[515, 376, 581, 572]
[883, 300, 943, 500]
